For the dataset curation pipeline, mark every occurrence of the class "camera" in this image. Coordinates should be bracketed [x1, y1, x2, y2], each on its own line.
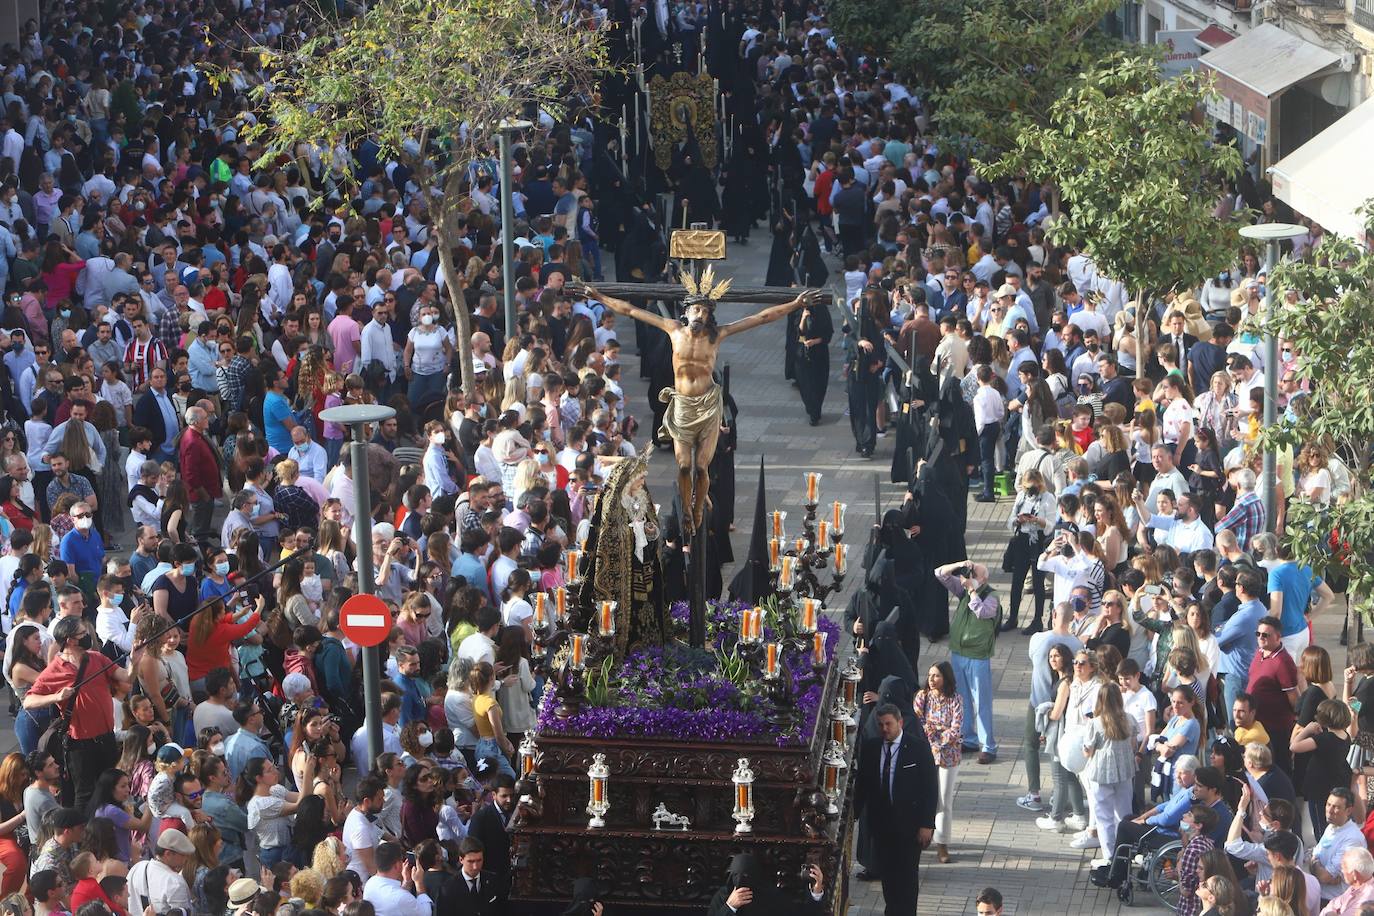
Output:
[1060, 541, 1075, 558]
[1142, 584, 1165, 597]
[953, 565, 972, 578]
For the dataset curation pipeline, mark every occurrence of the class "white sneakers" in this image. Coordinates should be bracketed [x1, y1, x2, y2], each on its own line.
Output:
[1035, 816, 1067, 831]
[1064, 815, 1088, 831]
[1069, 831, 1099, 849]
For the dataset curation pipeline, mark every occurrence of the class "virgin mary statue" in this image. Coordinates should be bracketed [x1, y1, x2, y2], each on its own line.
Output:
[580, 454, 668, 657]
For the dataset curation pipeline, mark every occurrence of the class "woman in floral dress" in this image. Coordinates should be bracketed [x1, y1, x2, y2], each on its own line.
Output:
[915, 660, 964, 864]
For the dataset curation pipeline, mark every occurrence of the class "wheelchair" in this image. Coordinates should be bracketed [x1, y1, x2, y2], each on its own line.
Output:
[1107, 826, 1185, 910]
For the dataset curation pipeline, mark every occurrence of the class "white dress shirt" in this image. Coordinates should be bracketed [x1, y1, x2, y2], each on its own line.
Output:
[972, 385, 1005, 433]
[360, 319, 398, 380]
[127, 858, 194, 915]
[363, 874, 433, 916]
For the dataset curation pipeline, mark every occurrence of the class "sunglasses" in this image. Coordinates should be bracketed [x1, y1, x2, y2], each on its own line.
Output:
[1256, 631, 1274, 639]
[1104, 600, 1124, 608]
[71, 512, 90, 519]
[184, 790, 204, 800]
[1073, 659, 1091, 667]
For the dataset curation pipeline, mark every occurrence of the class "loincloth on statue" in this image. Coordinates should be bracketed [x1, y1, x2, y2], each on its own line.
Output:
[657, 383, 723, 447]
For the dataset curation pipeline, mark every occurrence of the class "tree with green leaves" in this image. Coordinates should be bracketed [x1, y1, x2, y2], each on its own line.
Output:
[829, 0, 1121, 157]
[1259, 209, 1374, 636]
[982, 53, 1242, 374]
[240, 0, 607, 397]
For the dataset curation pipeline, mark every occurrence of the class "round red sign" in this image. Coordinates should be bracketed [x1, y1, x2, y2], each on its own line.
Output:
[339, 594, 393, 648]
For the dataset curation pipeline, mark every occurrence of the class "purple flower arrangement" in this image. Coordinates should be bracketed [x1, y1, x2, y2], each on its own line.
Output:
[537, 600, 839, 746]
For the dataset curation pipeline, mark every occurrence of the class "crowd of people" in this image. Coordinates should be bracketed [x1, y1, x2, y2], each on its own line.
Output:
[807, 38, 1369, 916]
[0, 0, 1356, 913]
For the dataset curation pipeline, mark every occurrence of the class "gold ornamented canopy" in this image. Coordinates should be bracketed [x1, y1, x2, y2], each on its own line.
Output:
[648, 70, 717, 173]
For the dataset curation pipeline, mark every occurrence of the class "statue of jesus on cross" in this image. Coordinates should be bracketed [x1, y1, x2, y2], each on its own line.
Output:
[584, 269, 823, 536]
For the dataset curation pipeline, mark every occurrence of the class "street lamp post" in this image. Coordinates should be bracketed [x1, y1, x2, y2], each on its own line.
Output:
[1238, 222, 1307, 532]
[498, 120, 533, 342]
[318, 402, 397, 762]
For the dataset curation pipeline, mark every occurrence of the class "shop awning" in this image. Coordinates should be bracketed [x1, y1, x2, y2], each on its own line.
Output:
[1199, 23, 1339, 121]
[1269, 96, 1374, 243]
[1195, 25, 1235, 50]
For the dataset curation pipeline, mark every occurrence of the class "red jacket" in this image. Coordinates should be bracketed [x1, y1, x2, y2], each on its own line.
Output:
[179, 427, 223, 499]
[188, 611, 261, 680]
[814, 167, 837, 216]
[72, 877, 127, 916]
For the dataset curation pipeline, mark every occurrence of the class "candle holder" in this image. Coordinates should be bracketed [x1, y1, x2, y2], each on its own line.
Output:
[532, 593, 553, 660]
[518, 730, 539, 779]
[839, 656, 862, 726]
[804, 472, 822, 508]
[566, 549, 585, 586]
[831, 501, 847, 539]
[596, 600, 618, 639]
[552, 633, 589, 719]
[731, 757, 756, 834]
[829, 698, 849, 745]
[586, 752, 610, 828]
[553, 586, 570, 627]
[810, 630, 828, 677]
[762, 642, 800, 727]
[770, 510, 787, 541]
[820, 740, 848, 816]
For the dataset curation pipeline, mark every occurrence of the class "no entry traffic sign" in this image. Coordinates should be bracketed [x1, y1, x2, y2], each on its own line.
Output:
[339, 594, 393, 648]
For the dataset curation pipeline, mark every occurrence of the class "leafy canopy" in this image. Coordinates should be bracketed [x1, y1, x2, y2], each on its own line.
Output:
[1258, 209, 1374, 614]
[982, 53, 1242, 297]
[240, 0, 607, 395]
[248, 0, 606, 181]
[829, 0, 1122, 155]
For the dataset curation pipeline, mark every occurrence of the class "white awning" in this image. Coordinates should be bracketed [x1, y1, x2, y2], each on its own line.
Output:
[1269, 96, 1374, 243]
[1198, 23, 1339, 100]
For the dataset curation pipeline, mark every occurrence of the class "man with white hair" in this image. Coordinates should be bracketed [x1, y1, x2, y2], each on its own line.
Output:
[4, 453, 34, 509]
[1216, 467, 1265, 553]
[1319, 846, 1374, 914]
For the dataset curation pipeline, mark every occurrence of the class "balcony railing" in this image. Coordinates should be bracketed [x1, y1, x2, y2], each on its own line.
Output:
[1215, 0, 1253, 9]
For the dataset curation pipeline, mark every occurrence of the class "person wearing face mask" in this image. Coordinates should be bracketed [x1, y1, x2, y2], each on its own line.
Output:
[58, 498, 104, 599]
[93, 573, 133, 656]
[404, 304, 453, 411]
[25, 615, 130, 810]
[151, 543, 200, 630]
[423, 420, 461, 498]
[1225, 783, 1300, 883]
[193, 668, 244, 739]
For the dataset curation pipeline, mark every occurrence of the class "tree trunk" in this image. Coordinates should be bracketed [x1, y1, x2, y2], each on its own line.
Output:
[1135, 287, 1150, 382]
[435, 233, 476, 399]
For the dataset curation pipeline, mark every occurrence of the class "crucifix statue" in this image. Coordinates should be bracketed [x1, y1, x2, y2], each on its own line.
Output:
[583, 268, 823, 536]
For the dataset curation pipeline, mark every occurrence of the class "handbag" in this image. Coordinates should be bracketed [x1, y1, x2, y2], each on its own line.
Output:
[37, 653, 89, 762]
[1059, 723, 1089, 774]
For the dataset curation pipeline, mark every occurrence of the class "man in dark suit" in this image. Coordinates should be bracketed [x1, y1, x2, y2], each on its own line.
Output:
[131, 365, 181, 462]
[854, 702, 939, 915]
[465, 773, 516, 893]
[436, 837, 502, 916]
[1160, 309, 1199, 375]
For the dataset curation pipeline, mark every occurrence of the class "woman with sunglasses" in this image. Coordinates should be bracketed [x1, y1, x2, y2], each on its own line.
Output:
[1037, 644, 1089, 834]
[1058, 650, 1105, 851]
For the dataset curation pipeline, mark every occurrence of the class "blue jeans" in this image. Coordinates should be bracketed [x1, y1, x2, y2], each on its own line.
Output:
[952, 652, 996, 754]
[977, 423, 1001, 497]
[1002, 411, 1022, 471]
[324, 437, 343, 469]
[475, 736, 516, 779]
[408, 371, 447, 411]
[258, 845, 297, 869]
[15, 707, 49, 755]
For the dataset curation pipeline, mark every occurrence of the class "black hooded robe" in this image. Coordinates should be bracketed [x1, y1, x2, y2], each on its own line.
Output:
[794, 300, 832, 424]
